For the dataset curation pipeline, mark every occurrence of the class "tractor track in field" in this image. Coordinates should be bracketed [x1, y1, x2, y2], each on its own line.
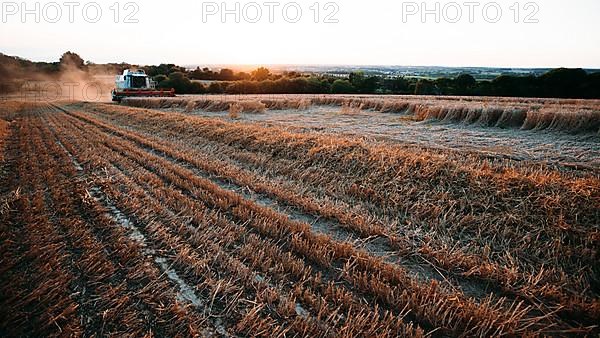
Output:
[44, 112, 231, 336]
[1, 107, 166, 336]
[46, 104, 389, 335]
[55, 136, 208, 309]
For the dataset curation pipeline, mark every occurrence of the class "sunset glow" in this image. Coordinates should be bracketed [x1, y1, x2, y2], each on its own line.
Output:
[2, 0, 599, 67]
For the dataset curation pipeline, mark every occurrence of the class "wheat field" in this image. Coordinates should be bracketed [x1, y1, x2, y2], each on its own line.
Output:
[0, 96, 598, 337]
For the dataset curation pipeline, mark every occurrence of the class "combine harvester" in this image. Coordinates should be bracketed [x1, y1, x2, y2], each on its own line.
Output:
[111, 69, 175, 102]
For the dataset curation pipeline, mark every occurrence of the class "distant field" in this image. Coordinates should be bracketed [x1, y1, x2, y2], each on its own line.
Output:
[0, 97, 598, 336]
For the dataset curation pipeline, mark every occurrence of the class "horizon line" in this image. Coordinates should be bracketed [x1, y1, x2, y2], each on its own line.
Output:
[3, 51, 600, 71]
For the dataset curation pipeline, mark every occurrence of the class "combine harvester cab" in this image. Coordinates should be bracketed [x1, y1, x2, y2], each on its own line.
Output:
[112, 69, 175, 102]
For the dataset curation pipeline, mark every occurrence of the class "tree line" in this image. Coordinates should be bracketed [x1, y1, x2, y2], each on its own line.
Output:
[153, 67, 600, 99]
[1, 52, 598, 99]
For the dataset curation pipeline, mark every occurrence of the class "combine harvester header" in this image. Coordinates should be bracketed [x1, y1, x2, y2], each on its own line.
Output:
[112, 69, 175, 102]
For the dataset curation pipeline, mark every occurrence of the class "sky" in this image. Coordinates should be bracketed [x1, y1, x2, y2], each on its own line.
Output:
[1, 0, 600, 68]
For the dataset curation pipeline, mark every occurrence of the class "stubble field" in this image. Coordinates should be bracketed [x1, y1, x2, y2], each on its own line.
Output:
[0, 94, 598, 337]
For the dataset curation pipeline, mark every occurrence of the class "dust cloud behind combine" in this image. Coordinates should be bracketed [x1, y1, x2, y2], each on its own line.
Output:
[0, 62, 115, 102]
[22, 66, 114, 102]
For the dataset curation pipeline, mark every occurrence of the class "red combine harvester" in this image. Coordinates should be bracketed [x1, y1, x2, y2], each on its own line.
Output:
[111, 69, 175, 102]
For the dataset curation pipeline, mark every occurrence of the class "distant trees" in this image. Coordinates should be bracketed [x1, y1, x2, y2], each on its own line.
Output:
[455, 74, 476, 93]
[153, 74, 168, 84]
[349, 71, 379, 94]
[189, 67, 212, 80]
[349, 72, 364, 90]
[307, 77, 331, 93]
[153, 67, 600, 98]
[59, 51, 85, 69]
[190, 67, 240, 81]
[156, 72, 204, 94]
[414, 79, 437, 95]
[537, 68, 587, 98]
[331, 80, 354, 94]
[219, 68, 235, 81]
[208, 82, 225, 94]
[251, 67, 271, 81]
[2, 51, 599, 98]
[490, 75, 522, 96]
[166, 67, 397, 95]
[382, 77, 410, 93]
[580, 72, 600, 98]
[482, 69, 598, 98]
[145, 64, 186, 77]
[223, 76, 330, 94]
[101, 60, 600, 98]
